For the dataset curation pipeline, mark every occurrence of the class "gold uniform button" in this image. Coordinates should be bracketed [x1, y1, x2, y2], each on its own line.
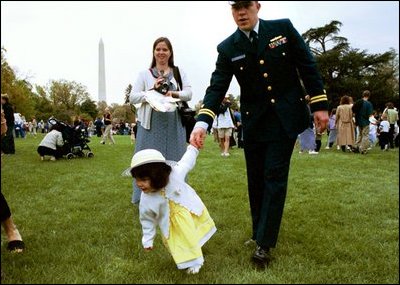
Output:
[246, 112, 249, 115]
[271, 99, 275, 104]
[263, 73, 268, 78]
[282, 52, 286, 56]
[240, 67, 244, 70]
[267, 86, 272, 91]
[259, 60, 264, 65]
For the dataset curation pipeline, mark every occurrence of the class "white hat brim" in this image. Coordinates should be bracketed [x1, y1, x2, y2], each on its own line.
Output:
[121, 160, 177, 177]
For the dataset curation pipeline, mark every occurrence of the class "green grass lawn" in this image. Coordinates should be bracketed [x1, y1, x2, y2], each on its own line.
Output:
[1, 134, 399, 284]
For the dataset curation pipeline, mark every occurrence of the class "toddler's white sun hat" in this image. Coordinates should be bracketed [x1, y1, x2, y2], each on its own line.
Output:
[131, 149, 166, 169]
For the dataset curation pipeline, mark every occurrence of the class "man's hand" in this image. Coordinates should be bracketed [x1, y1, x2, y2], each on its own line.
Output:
[313, 110, 329, 134]
[190, 127, 207, 149]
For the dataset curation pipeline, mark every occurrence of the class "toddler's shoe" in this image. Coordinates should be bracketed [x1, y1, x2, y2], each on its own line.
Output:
[186, 265, 202, 274]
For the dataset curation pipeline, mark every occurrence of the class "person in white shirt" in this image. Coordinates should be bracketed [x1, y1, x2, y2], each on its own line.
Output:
[383, 102, 399, 148]
[215, 96, 235, 157]
[129, 145, 216, 274]
[378, 114, 390, 151]
[368, 111, 379, 149]
[128, 37, 193, 205]
[37, 124, 64, 160]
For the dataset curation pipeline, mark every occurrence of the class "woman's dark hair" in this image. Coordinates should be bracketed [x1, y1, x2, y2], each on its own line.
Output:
[340, 95, 351, 105]
[131, 162, 172, 190]
[150, 37, 175, 68]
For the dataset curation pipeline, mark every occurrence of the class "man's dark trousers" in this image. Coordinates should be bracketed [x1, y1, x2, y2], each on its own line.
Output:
[244, 137, 296, 249]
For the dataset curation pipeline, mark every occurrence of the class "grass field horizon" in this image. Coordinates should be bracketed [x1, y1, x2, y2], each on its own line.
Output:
[1, 133, 398, 284]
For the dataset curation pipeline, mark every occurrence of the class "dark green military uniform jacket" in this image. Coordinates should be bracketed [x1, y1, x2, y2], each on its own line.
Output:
[197, 18, 328, 141]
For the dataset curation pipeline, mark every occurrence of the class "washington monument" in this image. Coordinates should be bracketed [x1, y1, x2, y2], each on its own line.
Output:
[98, 38, 106, 102]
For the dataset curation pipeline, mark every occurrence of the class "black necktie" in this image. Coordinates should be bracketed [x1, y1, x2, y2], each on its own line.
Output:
[250, 30, 258, 50]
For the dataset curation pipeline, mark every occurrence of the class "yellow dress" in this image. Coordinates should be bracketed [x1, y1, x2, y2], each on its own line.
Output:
[162, 199, 216, 267]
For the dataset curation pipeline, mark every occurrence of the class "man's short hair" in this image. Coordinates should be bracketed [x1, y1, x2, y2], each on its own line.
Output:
[362, 90, 370, 98]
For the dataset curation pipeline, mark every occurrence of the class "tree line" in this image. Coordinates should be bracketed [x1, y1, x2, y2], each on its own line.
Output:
[1, 21, 398, 124]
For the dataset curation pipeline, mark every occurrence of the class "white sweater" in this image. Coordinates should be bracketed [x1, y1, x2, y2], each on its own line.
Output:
[129, 67, 192, 130]
[39, 130, 64, 150]
[139, 145, 204, 248]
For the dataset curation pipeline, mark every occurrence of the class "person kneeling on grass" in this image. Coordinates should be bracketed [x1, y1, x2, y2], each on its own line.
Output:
[130, 145, 216, 274]
[37, 124, 64, 161]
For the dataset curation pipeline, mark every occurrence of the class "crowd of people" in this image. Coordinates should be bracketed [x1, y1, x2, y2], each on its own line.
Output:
[298, 91, 399, 155]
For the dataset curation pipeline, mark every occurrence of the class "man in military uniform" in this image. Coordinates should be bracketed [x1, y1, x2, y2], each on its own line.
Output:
[190, 1, 329, 267]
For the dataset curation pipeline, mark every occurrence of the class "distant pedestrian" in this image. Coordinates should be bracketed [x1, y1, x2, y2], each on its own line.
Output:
[100, 108, 115, 144]
[94, 117, 103, 137]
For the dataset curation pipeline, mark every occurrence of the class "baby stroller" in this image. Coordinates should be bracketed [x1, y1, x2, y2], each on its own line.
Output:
[48, 117, 94, 159]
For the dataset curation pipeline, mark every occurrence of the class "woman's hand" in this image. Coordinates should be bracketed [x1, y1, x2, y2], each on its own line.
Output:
[153, 77, 164, 90]
[165, 91, 179, 98]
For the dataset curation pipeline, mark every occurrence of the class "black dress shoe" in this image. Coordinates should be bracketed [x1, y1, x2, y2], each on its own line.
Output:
[252, 246, 271, 267]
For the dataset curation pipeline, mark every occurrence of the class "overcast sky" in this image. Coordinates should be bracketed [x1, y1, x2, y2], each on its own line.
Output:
[1, 1, 399, 106]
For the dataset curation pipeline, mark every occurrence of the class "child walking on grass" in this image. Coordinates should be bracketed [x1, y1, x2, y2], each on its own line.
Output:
[130, 145, 216, 274]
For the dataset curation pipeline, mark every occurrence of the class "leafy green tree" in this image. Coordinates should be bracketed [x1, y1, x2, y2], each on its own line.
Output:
[78, 112, 94, 123]
[32, 85, 54, 121]
[1, 47, 36, 118]
[109, 103, 131, 123]
[362, 48, 399, 111]
[11, 79, 36, 119]
[80, 99, 98, 119]
[1, 47, 16, 95]
[48, 79, 91, 114]
[302, 20, 399, 111]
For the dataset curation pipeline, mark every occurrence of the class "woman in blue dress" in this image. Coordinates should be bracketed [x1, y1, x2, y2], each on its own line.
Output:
[128, 37, 192, 204]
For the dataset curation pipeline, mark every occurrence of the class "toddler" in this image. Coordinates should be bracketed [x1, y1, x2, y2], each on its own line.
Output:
[378, 114, 390, 150]
[130, 145, 216, 274]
